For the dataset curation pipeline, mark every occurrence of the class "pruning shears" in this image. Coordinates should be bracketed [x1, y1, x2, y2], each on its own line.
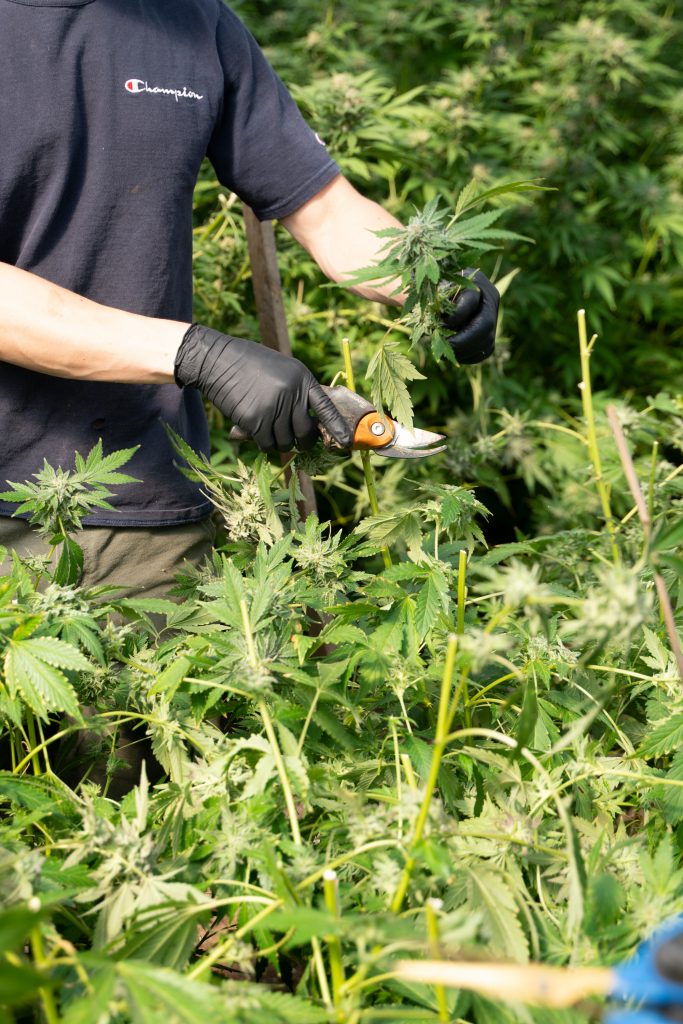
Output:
[229, 385, 447, 459]
[397, 916, 683, 1023]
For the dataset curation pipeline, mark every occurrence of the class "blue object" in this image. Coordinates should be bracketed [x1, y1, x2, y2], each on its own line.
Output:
[601, 915, 683, 1023]
[606, 1013, 678, 1024]
[612, 915, 683, 1007]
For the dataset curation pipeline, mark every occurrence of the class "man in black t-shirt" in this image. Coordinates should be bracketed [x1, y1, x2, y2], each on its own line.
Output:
[0, 0, 498, 593]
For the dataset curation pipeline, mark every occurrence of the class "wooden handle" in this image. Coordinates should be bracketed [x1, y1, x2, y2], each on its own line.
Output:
[396, 961, 615, 1008]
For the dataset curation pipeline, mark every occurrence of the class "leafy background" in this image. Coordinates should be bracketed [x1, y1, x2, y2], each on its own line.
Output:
[1, 1, 682, 1022]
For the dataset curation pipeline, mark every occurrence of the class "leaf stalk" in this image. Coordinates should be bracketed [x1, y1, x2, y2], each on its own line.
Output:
[577, 310, 619, 564]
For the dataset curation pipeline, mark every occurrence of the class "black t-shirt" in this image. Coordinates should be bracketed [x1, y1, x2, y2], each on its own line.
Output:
[0, 0, 339, 525]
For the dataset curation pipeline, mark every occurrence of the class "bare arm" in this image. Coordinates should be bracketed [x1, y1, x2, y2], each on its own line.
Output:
[280, 174, 406, 305]
[0, 262, 185, 383]
[0, 175, 400, 386]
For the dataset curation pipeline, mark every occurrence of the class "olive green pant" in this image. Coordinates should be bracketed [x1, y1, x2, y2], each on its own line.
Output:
[0, 515, 216, 598]
[0, 515, 216, 796]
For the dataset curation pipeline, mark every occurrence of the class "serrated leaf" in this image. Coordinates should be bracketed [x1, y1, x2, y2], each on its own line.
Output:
[117, 960, 230, 1024]
[5, 643, 80, 720]
[656, 748, 683, 825]
[313, 706, 357, 751]
[448, 207, 506, 240]
[20, 637, 92, 672]
[465, 867, 529, 962]
[119, 598, 180, 616]
[60, 963, 117, 1024]
[355, 509, 424, 561]
[82, 444, 140, 479]
[452, 178, 550, 217]
[121, 906, 208, 971]
[453, 178, 480, 219]
[149, 656, 192, 699]
[652, 518, 683, 552]
[640, 713, 683, 758]
[414, 570, 449, 640]
[366, 341, 425, 429]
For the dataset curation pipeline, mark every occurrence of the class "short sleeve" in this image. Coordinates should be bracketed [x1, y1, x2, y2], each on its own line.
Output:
[207, 5, 340, 221]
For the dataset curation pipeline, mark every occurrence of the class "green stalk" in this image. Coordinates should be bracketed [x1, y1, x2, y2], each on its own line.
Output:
[8, 726, 17, 771]
[401, 752, 418, 791]
[30, 927, 59, 1024]
[240, 599, 302, 847]
[239, 600, 332, 1003]
[456, 549, 471, 728]
[456, 550, 467, 635]
[257, 706, 302, 844]
[577, 310, 620, 564]
[390, 720, 404, 839]
[391, 635, 458, 913]
[341, 338, 391, 569]
[425, 899, 449, 1023]
[37, 718, 51, 775]
[323, 870, 346, 1021]
[647, 441, 659, 522]
[25, 709, 42, 776]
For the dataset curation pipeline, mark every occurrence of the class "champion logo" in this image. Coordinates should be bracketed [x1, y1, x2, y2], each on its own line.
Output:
[124, 78, 204, 102]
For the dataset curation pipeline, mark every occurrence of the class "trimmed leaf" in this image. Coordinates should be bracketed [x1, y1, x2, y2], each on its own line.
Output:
[366, 340, 425, 429]
[54, 537, 84, 587]
[5, 643, 80, 720]
[640, 713, 683, 758]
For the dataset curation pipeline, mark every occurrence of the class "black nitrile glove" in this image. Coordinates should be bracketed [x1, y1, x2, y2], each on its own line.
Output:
[174, 324, 353, 452]
[441, 269, 500, 364]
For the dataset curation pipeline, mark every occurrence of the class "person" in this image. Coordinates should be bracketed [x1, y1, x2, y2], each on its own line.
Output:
[0, 0, 499, 597]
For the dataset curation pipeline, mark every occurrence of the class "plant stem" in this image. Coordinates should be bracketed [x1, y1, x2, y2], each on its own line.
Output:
[239, 600, 334, 1006]
[323, 870, 346, 1021]
[577, 310, 620, 564]
[391, 635, 458, 913]
[425, 899, 449, 1023]
[341, 338, 391, 569]
[297, 688, 321, 757]
[30, 927, 59, 1024]
[401, 752, 418, 791]
[456, 549, 467, 635]
[456, 548, 471, 728]
[25, 709, 42, 776]
[390, 720, 404, 839]
[239, 599, 302, 846]
[647, 441, 659, 523]
[606, 406, 683, 683]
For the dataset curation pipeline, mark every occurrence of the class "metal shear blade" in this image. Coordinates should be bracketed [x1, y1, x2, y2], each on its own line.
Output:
[228, 384, 447, 459]
[319, 385, 446, 459]
[375, 421, 447, 459]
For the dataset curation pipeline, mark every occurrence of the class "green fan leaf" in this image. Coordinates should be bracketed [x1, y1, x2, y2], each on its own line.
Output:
[366, 340, 426, 429]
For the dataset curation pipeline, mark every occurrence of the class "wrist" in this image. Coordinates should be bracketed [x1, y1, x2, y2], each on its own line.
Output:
[174, 323, 201, 387]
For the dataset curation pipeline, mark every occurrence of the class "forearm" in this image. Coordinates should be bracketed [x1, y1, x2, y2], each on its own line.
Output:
[0, 262, 186, 383]
[280, 175, 406, 305]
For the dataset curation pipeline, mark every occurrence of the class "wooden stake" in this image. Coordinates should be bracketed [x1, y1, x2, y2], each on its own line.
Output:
[606, 405, 683, 683]
[242, 206, 317, 517]
[396, 960, 614, 1008]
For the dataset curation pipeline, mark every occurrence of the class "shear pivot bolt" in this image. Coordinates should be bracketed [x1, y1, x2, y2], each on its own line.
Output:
[371, 422, 386, 436]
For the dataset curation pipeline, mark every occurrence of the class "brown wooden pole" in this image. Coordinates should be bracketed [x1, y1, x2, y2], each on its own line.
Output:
[242, 206, 318, 518]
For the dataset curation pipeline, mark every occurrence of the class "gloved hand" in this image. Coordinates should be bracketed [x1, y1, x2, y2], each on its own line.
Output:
[440, 268, 500, 364]
[174, 324, 353, 452]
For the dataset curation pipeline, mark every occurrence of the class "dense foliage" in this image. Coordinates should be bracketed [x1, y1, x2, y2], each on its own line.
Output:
[1, 1, 682, 1022]
[224, 0, 683, 394]
[1, 327, 681, 1021]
